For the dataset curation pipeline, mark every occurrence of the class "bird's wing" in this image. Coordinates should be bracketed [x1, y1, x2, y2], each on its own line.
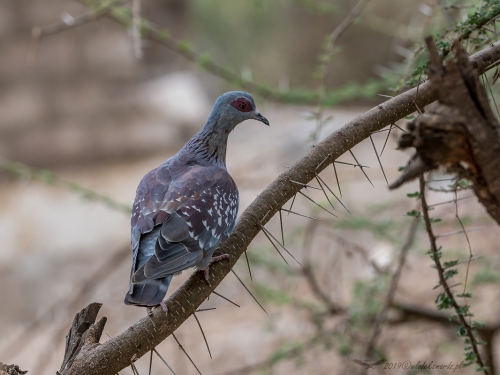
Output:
[171, 164, 239, 251]
[130, 162, 238, 284]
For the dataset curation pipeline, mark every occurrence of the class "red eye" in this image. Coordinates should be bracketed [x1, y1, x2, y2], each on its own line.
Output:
[230, 98, 253, 112]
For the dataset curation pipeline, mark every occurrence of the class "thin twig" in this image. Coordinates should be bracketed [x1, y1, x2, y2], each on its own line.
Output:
[363, 216, 419, 358]
[311, 0, 370, 141]
[301, 221, 344, 314]
[318, 0, 371, 92]
[319, 228, 386, 275]
[419, 176, 488, 374]
[435, 227, 484, 238]
[0, 159, 130, 214]
[428, 195, 473, 208]
[32, 0, 125, 39]
[132, 0, 142, 59]
[454, 188, 474, 326]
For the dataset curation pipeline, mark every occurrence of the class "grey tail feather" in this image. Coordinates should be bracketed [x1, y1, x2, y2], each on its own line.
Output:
[124, 275, 173, 307]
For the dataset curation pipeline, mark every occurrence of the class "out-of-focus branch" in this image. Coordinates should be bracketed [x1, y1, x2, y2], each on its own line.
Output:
[217, 333, 327, 375]
[322, 229, 387, 275]
[311, 0, 370, 142]
[0, 246, 128, 362]
[31, 0, 126, 39]
[302, 221, 345, 314]
[318, 0, 370, 91]
[0, 160, 130, 214]
[32, 246, 129, 374]
[131, 0, 142, 59]
[393, 302, 500, 375]
[363, 215, 419, 359]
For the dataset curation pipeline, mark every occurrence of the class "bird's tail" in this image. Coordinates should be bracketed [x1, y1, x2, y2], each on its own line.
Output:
[124, 274, 173, 307]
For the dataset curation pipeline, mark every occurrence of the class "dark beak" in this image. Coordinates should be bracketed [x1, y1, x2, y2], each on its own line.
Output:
[254, 111, 270, 126]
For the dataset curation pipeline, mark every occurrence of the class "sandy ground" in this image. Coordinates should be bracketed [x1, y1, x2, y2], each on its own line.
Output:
[1, 104, 499, 374]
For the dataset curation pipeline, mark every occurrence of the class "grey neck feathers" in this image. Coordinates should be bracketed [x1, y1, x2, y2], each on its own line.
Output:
[182, 113, 235, 168]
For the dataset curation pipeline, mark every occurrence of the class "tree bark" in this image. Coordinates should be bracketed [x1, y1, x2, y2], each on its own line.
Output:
[0, 363, 27, 375]
[59, 42, 500, 374]
[389, 38, 500, 225]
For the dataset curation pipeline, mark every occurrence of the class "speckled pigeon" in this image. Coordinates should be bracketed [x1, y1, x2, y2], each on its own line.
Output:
[124, 91, 269, 315]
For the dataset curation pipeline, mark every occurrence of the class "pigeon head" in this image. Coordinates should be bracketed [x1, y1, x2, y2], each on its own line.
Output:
[182, 91, 268, 167]
[207, 91, 269, 131]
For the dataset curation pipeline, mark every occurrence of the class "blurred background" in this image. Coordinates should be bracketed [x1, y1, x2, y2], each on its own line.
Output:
[1, 0, 500, 374]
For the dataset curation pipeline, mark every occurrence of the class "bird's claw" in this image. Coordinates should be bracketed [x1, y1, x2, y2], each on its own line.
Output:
[160, 300, 168, 314]
[202, 254, 230, 284]
[210, 254, 230, 264]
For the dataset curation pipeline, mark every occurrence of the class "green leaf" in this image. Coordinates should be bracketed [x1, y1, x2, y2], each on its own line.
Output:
[443, 269, 458, 280]
[443, 260, 459, 268]
[407, 192, 420, 198]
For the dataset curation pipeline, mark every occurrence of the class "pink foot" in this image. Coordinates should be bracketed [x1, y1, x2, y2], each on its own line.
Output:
[203, 254, 230, 283]
[160, 300, 168, 314]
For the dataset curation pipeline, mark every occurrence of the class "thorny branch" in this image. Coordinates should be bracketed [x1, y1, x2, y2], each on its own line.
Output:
[55, 40, 500, 375]
[419, 176, 488, 374]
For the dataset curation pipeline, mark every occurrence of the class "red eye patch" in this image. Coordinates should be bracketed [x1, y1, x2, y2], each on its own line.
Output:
[230, 98, 254, 113]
